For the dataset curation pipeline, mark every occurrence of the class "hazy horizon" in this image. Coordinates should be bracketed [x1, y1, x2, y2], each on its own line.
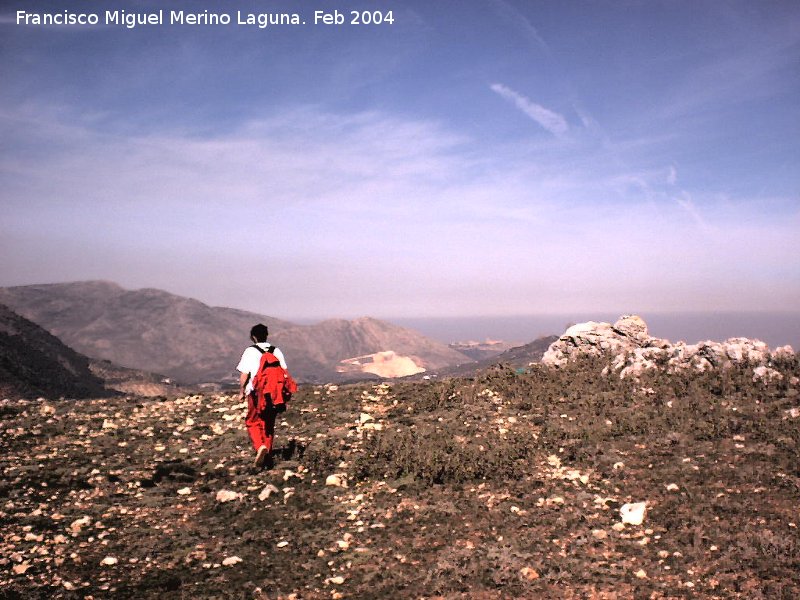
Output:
[2, 1, 799, 316]
[2, 278, 799, 351]
[390, 312, 800, 350]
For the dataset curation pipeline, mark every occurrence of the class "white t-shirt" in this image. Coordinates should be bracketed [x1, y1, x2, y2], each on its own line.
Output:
[236, 343, 288, 394]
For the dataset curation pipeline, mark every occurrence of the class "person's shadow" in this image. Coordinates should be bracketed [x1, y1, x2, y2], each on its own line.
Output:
[253, 438, 306, 472]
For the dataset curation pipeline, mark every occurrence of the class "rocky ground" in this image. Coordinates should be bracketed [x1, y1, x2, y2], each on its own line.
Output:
[1, 355, 799, 599]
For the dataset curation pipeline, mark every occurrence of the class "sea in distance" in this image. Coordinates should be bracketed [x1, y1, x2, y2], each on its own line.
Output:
[387, 312, 800, 351]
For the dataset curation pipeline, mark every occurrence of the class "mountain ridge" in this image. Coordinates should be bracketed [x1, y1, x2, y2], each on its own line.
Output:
[0, 282, 472, 384]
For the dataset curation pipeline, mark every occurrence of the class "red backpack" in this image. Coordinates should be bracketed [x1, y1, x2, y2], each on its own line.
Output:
[251, 345, 298, 412]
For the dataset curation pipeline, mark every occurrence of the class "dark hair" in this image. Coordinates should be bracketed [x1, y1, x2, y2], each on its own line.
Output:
[250, 323, 269, 342]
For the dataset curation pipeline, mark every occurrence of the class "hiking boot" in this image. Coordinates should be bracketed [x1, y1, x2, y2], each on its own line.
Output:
[254, 445, 269, 468]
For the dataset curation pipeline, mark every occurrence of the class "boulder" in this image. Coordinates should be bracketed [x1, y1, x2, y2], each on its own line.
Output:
[611, 314, 650, 345]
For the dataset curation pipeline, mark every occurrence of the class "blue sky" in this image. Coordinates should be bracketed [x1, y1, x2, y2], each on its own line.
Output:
[1, 0, 798, 319]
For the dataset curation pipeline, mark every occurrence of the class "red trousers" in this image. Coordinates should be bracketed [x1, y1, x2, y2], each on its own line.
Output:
[245, 393, 277, 452]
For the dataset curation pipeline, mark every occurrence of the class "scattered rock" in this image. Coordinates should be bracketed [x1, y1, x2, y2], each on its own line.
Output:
[222, 556, 242, 566]
[326, 474, 348, 488]
[215, 490, 242, 503]
[259, 484, 280, 501]
[620, 502, 647, 525]
[69, 515, 91, 532]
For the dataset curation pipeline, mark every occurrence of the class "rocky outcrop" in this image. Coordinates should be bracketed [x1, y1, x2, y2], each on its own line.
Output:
[542, 314, 795, 379]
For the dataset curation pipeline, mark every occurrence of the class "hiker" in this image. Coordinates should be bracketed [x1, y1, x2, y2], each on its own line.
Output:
[236, 323, 292, 468]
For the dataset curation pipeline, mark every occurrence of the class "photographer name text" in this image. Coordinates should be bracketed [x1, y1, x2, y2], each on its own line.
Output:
[15, 9, 395, 29]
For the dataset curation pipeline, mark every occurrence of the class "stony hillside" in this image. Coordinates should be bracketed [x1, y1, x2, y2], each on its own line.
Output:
[487, 335, 558, 367]
[1, 349, 798, 597]
[0, 282, 470, 384]
[88, 360, 182, 398]
[0, 304, 107, 400]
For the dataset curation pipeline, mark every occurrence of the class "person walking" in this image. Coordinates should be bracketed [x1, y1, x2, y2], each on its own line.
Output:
[236, 323, 288, 468]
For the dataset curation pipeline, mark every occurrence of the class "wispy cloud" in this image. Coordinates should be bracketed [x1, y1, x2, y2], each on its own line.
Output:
[667, 165, 678, 185]
[647, 13, 800, 124]
[489, 0, 551, 54]
[675, 191, 712, 233]
[490, 83, 568, 136]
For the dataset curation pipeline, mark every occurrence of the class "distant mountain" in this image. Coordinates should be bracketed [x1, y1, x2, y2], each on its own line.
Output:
[274, 317, 472, 381]
[491, 335, 560, 366]
[0, 281, 295, 384]
[0, 303, 108, 399]
[0, 282, 472, 384]
[448, 339, 516, 361]
[431, 335, 559, 378]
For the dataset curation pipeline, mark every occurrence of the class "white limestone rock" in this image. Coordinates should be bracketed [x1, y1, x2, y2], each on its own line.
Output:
[620, 502, 647, 526]
[542, 315, 790, 381]
[325, 474, 348, 488]
[259, 484, 280, 501]
[753, 365, 783, 383]
[215, 490, 242, 503]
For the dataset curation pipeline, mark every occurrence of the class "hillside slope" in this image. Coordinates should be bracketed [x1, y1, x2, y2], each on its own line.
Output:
[432, 335, 559, 378]
[0, 281, 296, 384]
[273, 317, 473, 382]
[0, 304, 108, 399]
